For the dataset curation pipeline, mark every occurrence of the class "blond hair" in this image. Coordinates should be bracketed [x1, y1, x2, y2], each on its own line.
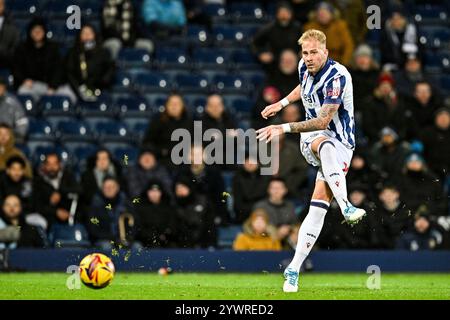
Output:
[298, 29, 327, 47]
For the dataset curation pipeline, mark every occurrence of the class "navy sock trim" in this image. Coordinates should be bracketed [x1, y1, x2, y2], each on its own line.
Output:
[318, 140, 335, 155]
[310, 201, 330, 210]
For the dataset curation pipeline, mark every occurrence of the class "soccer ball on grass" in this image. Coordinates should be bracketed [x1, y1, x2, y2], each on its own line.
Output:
[79, 253, 115, 289]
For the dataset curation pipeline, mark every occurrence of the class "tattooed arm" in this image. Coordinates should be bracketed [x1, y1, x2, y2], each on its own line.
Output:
[289, 104, 339, 133]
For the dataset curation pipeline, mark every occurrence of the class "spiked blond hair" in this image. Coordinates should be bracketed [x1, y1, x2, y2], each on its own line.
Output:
[298, 29, 327, 47]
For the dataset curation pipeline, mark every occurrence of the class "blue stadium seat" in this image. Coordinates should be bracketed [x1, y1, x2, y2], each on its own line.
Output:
[40, 95, 75, 117]
[48, 223, 91, 248]
[233, 49, 259, 69]
[17, 94, 39, 115]
[121, 118, 149, 138]
[212, 74, 246, 93]
[217, 225, 242, 248]
[57, 120, 93, 142]
[134, 72, 171, 92]
[203, 3, 227, 17]
[175, 74, 209, 92]
[26, 141, 55, 160]
[116, 96, 153, 118]
[7, 0, 41, 18]
[63, 141, 98, 160]
[212, 25, 248, 44]
[78, 98, 116, 118]
[111, 145, 139, 166]
[231, 97, 253, 116]
[440, 75, 450, 94]
[414, 5, 447, 25]
[113, 71, 133, 92]
[45, 115, 77, 131]
[45, 0, 84, 18]
[32, 144, 70, 166]
[117, 48, 151, 67]
[419, 27, 450, 49]
[28, 119, 54, 141]
[229, 2, 265, 20]
[186, 25, 210, 44]
[154, 47, 190, 68]
[192, 48, 232, 69]
[246, 71, 266, 88]
[95, 121, 131, 143]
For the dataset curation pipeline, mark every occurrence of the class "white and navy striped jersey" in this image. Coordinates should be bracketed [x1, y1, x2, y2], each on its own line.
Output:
[298, 58, 356, 150]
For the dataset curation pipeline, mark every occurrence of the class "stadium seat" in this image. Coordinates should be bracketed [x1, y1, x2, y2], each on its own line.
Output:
[113, 71, 133, 92]
[212, 25, 248, 45]
[117, 48, 151, 68]
[186, 25, 210, 45]
[32, 144, 70, 166]
[245, 71, 266, 88]
[175, 74, 209, 92]
[192, 48, 232, 69]
[217, 225, 242, 248]
[121, 118, 149, 138]
[57, 120, 93, 142]
[111, 145, 139, 166]
[44, 0, 84, 18]
[94, 121, 131, 143]
[229, 2, 265, 21]
[203, 3, 227, 17]
[440, 75, 450, 94]
[134, 72, 171, 92]
[154, 47, 190, 69]
[231, 97, 253, 116]
[28, 119, 55, 142]
[78, 97, 116, 118]
[48, 223, 91, 248]
[17, 94, 39, 115]
[40, 95, 75, 117]
[7, 0, 41, 18]
[414, 5, 447, 25]
[116, 96, 153, 118]
[232, 49, 259, 69]
[212, 74, 246, 93]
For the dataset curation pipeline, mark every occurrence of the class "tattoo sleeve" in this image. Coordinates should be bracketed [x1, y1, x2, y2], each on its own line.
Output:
[288, 104, 340, 133]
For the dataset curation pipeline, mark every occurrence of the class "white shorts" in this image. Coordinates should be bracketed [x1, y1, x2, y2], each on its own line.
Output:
[300, 131, 353, 181]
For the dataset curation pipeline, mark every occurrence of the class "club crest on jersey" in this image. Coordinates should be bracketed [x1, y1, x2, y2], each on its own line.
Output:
[327, 78, 341, 98]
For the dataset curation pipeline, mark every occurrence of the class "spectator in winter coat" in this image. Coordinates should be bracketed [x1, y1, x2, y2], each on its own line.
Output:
[0, 124, 32, 177]
[0, 0, 20, 69]
[0, 77, 28, 142]
[0, 156, 33, 211]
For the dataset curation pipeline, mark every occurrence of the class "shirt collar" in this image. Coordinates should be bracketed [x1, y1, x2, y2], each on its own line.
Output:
[311, 58, 332, 83]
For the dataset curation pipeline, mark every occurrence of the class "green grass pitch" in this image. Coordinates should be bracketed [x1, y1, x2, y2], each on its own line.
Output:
[0, 273, 449, 300]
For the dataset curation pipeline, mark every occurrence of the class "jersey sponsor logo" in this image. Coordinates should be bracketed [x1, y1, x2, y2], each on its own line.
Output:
[329, 172, 340, 177]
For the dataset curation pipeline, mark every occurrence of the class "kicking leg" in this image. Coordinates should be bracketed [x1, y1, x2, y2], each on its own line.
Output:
[283, 180, 332, 292]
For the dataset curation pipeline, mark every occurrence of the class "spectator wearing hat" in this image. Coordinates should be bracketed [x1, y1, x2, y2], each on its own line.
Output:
[398, 153, 447, 215]
[174, 176, 216, 248]
[349, 44, 380, 111]
[0, 0, 20, 69]
[80, 149, 125, 207]
[369, 127, 409, 183]
[419, 108, 450, 181]
[380, 7, 422, 71]
[134, 179, 177, 248]
[252, 2, 302, 68]
[361, 72, 411, 144]
[0, 77, 28, 143]
[13, 17, 76, 103]
[233, 208, 281, 251]
[0, 123, 32, 178]
[126, 147, 172, 199]
[303, 2, 354, 66]
[396, 206, 445, 250]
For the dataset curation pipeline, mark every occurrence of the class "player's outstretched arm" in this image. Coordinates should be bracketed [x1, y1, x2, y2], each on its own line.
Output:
[260, 85, 301, 119]
[256, 103, 339, 142]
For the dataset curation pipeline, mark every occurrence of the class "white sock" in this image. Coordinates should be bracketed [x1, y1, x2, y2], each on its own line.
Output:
[287, 200, 329, 273]
[318, 140, 351, 213]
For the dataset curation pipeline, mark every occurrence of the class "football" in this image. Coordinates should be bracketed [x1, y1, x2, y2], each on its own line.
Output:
[79, 253, 115, 289]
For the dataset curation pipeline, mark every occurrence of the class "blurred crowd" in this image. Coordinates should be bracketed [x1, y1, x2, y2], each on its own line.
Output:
[0, 0, 449, 252]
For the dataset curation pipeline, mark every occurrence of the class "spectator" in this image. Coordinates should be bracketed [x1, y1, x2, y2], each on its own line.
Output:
[303, 2, 354, 66]
[346, 151, 380, 198]
[380, 7, 421, 71]
[135, 180, 177, 248]
[66, 24, 115, 102]
[420, 108, 450, 181]
[233, 208, 281, 251]
[176, 145, 228, 225]
[361, 72, 411, 143]
[0, 77, 28, 142]
[330, 0, 367, 45]
[33, 153, 80, 226]
[394, 56, 431, 99]
[141, 0, 186, 39]
[280, 103, 304, 146]
[0, 194, 45, 249]
[369, 127, 409, 183]
[142, 93, 193, 166]
[0, 0, 20, 69]
[253, 178, 297, 242]
[274, 134, 309, 197]
[406, 81, 441, 133]
[349, 44, 380, 112]
[253, 49, 300, 129]
[0, 124, 32, 178]
[102, 0, 154, 59]
[85, 176, 133, 249]
[0, 156, 33, 211]
[396, 206, 445, 250]
[126, 147, 172, 199]
[252, 2, 302, 68]
[232, 155, 270, 223]
[80, 149, 125, 206]
[13, 17, 76, 102]
[398, 153, 447, 216]
[174, 176, 216, 248]
[372, 184, 411, 249]
[252, 85, 282, 129]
